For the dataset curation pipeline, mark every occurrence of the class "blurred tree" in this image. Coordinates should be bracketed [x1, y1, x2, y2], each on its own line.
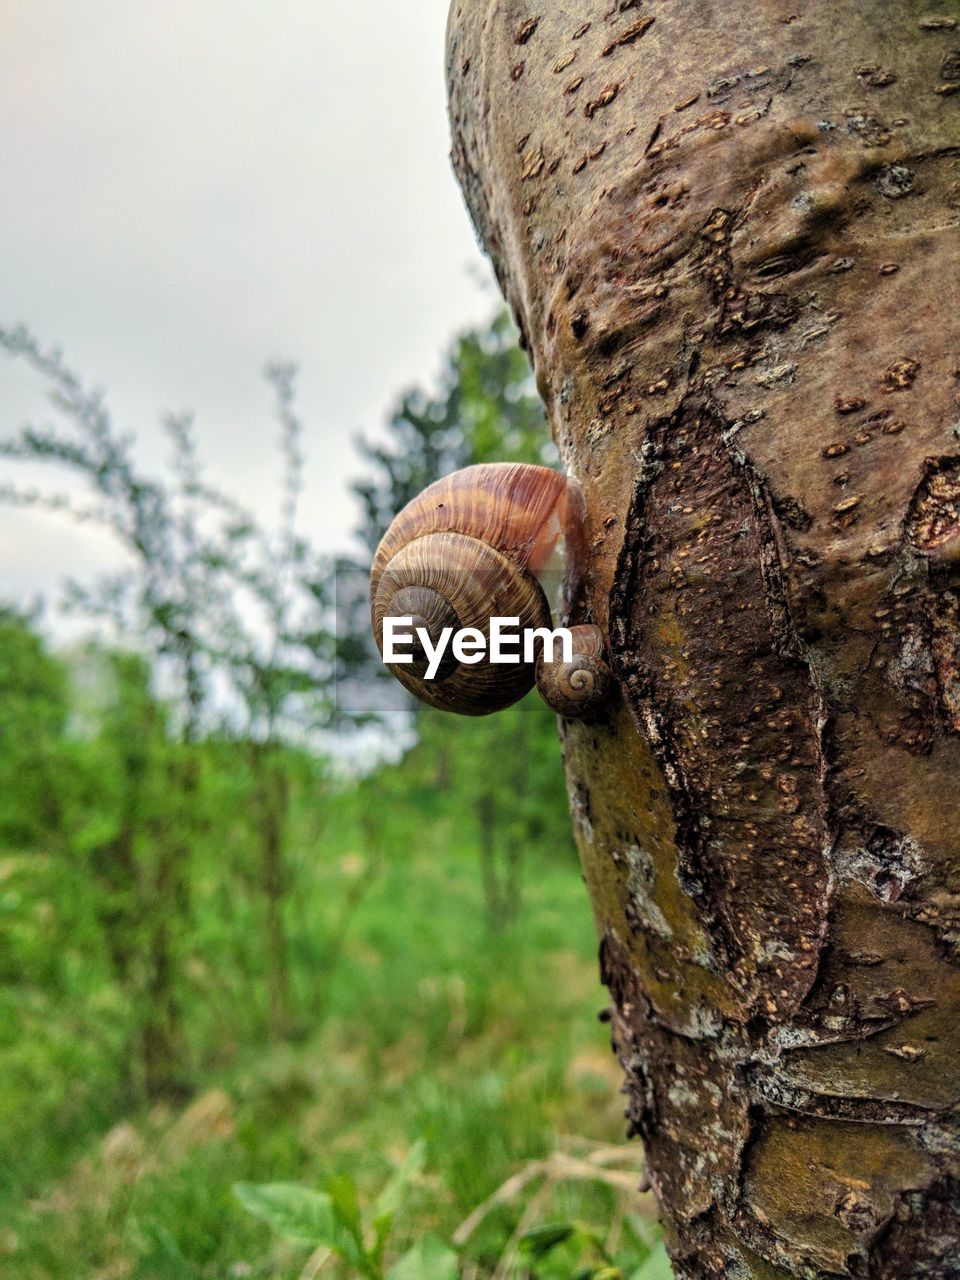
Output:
[353, 310, 554, 556]
[0, 606, 68, 845]
[0, 327, 334, 1077]
[411, 701, 575, 930]
[211, 363, 334, 1039]
[77, 650, 185, 1095]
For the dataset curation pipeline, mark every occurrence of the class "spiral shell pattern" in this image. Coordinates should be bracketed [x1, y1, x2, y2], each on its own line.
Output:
[370, 463, 576, 715]
[535, 624, 612, 719]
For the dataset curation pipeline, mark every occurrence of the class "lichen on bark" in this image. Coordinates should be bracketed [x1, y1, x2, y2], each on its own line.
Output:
[446, 2, 960, 1275]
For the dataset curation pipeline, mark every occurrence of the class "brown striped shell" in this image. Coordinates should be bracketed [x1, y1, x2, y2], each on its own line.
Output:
[370, 463, 578, 715]
[534, 624, 612, 719]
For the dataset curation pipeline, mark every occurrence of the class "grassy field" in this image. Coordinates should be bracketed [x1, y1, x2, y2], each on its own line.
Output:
[1, 781, 668, 1280]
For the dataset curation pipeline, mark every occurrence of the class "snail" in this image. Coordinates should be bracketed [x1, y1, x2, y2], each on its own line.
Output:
[535, 623, 613, 719]
[370, 462, 612, 718]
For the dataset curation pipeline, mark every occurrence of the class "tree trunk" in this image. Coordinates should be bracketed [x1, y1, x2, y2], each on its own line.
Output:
[142, 750, 195, 1098]
[250, 741, 291, 1040]
[446, 3, 960, 1276]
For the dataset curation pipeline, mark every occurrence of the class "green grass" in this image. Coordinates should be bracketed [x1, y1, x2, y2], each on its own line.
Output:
[0, 787, 667, 1279]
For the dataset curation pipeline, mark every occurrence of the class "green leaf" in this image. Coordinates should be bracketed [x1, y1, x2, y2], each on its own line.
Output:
[386, 1234, 458, 1280]
[374, 1139, 427, 1221]
[131, 1223, 200, 1280]
[233, 1182, 365, 1268]
[324, 1172, 364, 1246]
[518, 1221, 579, 1259]
[371, 1138, 427, 1264]
[631, 1244, 674, 1280]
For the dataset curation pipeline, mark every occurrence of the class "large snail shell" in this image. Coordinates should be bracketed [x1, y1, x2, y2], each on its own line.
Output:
[535, 624, 612, 719]
[371, 463, 575, 715]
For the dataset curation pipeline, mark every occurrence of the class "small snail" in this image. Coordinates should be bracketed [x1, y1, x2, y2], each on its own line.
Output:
[370, 462, 612, 718]
[535, 623, 613, 719]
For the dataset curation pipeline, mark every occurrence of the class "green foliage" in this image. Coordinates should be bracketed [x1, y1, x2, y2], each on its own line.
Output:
[634, 1245, 674, 1279]
[386, 1235, 458, 1280]
[0, 607, 68, 843]
[516, 1219, 672, 1280]
[234, 1140, 432, 1278]
[0, 770, 667, 1278]
[234, 1182, 368, 1263]
[406, 697, 575, 929]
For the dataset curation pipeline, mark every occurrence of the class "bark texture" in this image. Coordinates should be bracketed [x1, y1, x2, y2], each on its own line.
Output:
[446, 3, 960, 1276]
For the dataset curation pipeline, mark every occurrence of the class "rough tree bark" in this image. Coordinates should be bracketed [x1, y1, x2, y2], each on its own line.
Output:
[446, 3, 960, 1276]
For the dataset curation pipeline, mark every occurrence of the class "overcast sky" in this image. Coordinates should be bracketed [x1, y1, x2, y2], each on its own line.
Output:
[0, 1, 494, 610]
